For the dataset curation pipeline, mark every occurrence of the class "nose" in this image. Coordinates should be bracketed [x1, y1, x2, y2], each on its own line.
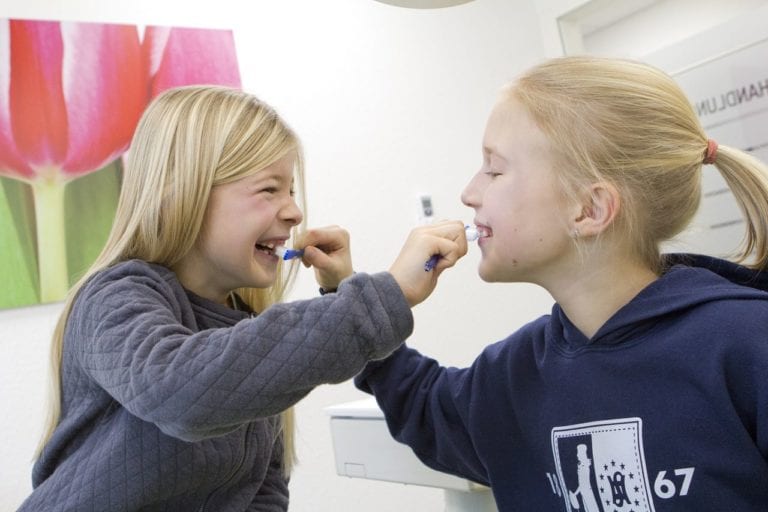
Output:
[281, 196, 304, 226]
[461, 172, 482, 208]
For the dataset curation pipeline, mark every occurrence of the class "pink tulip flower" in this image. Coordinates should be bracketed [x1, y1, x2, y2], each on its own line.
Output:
[0, 19, 148, 182]
[0, 19, 147, 301]
[144, 26, 241, 98]
[0, 19, 240, 303]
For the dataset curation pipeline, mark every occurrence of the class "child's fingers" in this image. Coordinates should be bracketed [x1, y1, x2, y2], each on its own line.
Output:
[388, 220, 469, 306]
[301, 245, 330, 268]
[421, 221, 469, 262]
[429, 237, 464, 272]
[296, 226, 349, 254]
[295, 226, 354, 290]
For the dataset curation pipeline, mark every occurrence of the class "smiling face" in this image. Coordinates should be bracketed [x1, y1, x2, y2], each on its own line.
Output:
[173, 152, 303, 303]
[461, 95, 577, 285]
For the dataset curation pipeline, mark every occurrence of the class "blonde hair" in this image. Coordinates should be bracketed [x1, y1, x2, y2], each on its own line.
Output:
[510, 55, 768, 272]
[37, 85, 305, 474]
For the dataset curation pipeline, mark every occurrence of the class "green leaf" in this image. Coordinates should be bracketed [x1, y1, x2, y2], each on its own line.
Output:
[0, 176, 40, 308]
[64, 159, 122, 286]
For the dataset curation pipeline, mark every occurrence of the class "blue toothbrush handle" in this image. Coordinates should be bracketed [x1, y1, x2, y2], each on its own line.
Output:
[424, 254, 440, 272]
[276, 247, 305, 260]
[423, 225, 481, 271]
[284, 249, 304, 260]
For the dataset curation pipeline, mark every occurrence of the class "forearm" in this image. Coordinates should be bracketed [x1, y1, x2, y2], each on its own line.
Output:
[355, 345, 489, 484]
[77, 271, 413, 440]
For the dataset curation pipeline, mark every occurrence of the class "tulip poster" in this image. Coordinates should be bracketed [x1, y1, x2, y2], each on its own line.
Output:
[0, 19, 241, 309]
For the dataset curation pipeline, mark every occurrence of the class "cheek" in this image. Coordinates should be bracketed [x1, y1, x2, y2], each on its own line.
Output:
[480, 186, 509, 219]
[246, 197, 282, 221]
[485, 193, 523, 236]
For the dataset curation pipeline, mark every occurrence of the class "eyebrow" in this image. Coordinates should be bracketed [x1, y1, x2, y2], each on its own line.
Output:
[248, 170, 289, 184]
[239, 172, 291, 193]
[483, 145, 509, 163]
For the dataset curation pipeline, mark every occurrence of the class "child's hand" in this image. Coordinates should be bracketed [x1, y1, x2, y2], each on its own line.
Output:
[296, 226, 353, 291]
[389, 220, 468, 307]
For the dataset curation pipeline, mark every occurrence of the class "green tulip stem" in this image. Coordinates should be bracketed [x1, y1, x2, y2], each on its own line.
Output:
[32, 176, 68, 303]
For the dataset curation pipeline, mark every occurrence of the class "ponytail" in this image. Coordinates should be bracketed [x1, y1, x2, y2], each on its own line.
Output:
[709, 144, 768, 269]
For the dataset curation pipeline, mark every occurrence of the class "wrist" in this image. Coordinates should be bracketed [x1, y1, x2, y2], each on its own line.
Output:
[319, 270, 356, 295]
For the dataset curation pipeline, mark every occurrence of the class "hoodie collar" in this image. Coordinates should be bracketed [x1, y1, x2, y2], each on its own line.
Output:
[552, 253, 768, 351]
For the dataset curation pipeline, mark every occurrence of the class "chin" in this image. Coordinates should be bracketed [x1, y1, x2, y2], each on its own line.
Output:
[239, 276, 274, 290]
[247, 266, 278, 289]
[477, 265, 499, 283]
[254, 277, 277, 289]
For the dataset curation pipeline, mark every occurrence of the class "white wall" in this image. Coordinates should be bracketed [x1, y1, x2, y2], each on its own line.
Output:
[0, 1, 550, 510]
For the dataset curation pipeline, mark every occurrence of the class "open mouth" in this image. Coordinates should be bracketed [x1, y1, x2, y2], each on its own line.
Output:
[476, 226, 492, 238]
[255, 242, 278, 256]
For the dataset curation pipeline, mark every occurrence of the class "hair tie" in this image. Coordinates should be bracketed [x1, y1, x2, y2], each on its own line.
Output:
[703, 139, 718, 165]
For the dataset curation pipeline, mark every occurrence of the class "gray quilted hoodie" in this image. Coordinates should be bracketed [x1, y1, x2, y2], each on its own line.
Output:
[20, 259, 413, 511]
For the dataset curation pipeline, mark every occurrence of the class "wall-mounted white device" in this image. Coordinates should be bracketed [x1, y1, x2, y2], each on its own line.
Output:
[418, 194, 434, 224]
[325, 398, 498, 512]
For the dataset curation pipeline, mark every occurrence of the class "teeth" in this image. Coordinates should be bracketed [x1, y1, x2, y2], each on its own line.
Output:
[256, 239, 292, 256]
[255, 242, 277, 255]
[477, 226, 491, 237]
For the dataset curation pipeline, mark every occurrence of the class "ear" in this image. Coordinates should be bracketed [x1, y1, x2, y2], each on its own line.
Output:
[571, 182, 620, 237]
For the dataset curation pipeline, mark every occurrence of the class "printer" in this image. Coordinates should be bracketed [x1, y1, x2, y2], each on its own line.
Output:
[325, 397, 498, 512]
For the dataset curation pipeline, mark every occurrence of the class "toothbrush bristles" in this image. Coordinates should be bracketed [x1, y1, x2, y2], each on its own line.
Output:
[465, 225, 487, 242]
[275, 246, 304, 260]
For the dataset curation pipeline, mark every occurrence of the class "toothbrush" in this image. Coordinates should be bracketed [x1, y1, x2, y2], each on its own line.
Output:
[274, 246, 304, 261]
[424, 225, 484, 272]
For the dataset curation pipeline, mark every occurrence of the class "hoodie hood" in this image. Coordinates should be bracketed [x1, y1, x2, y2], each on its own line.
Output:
[662, 253, 768, 289]
[553, 253, 768, 350]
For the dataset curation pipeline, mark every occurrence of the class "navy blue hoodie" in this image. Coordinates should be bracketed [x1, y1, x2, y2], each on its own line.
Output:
[356, 255, 768, 511]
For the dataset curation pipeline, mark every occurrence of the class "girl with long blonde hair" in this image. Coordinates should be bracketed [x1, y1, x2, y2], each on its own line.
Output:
[21, 85, 468, 511]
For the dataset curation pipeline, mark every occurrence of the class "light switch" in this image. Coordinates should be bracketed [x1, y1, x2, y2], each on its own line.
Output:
[419, 194, 434, 223]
